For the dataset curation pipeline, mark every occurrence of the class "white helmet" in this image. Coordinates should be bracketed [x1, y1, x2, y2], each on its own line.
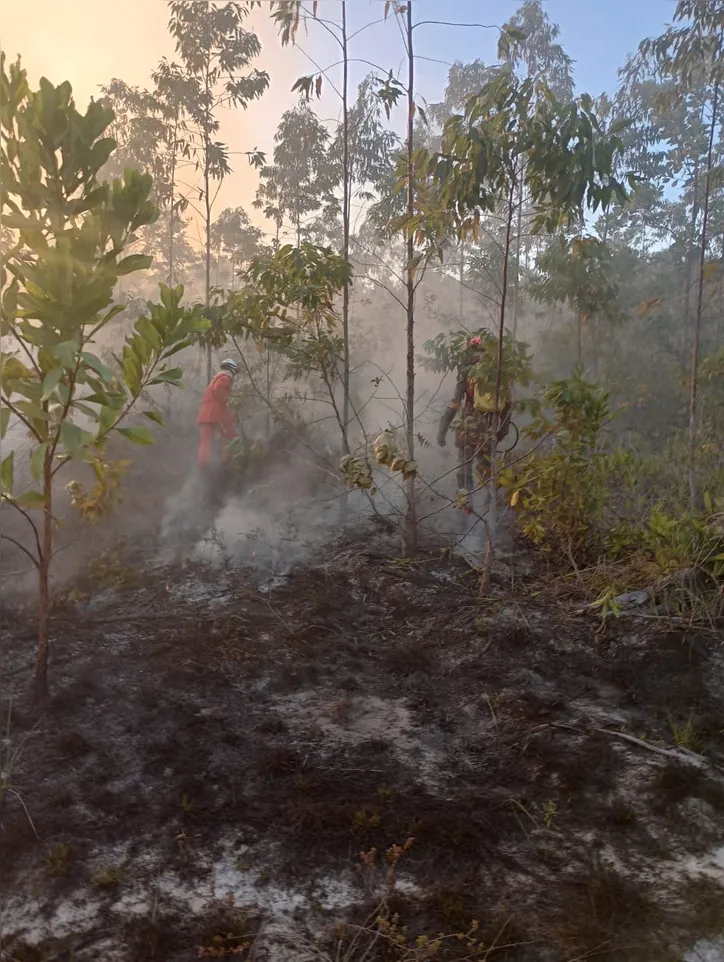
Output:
[220, 358, 239, 376]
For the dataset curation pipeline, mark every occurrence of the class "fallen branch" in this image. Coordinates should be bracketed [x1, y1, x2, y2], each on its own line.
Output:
[593, 727, 709, 769]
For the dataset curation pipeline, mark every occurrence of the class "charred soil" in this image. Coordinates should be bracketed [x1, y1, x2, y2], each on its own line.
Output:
[2, 524, 724, 961]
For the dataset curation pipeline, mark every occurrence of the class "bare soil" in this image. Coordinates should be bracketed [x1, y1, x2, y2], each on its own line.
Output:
[2, 517, 724, 962]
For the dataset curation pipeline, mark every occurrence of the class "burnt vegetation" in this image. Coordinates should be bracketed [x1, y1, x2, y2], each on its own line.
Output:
[3, 0, 724, 960]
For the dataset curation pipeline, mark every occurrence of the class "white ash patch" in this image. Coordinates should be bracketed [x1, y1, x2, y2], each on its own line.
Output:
[271, 691, 448, 789]
[2, 888, 100, 946]
[168, 576, 231, 608]
[685, 938, 724, 962]
[3, 836, 363, 958]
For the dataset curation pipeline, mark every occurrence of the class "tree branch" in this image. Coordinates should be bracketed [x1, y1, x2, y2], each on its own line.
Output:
[0, 533, 40, 569]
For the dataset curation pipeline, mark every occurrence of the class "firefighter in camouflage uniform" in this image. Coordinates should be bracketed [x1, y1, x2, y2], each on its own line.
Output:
[436, 336, 512, 492]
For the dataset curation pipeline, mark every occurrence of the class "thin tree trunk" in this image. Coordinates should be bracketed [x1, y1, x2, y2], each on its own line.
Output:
[481, 182, 516, 591]
[205, 148, 212, 382]
[591, 320, 599, 380]
[512, 172, 523, 337]
[204, 72, 213, 383]
[168, 115, 179, 286]
[459, 242, 464, 324]
[688, 81, 719, 510]
[682, 160, 700, 366]
[403, 0, 416, 557]
[34, 455, 53, 703]
[341, 0, 350, 459]
[266, 349, 271, 441]
[577, 315, 583, 367]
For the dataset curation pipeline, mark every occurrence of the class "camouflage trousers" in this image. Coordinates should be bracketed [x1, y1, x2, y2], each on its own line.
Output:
[454, 426, 494, 493]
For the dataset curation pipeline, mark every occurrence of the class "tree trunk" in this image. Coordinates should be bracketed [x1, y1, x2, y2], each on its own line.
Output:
[577, 315, 583, 368]
[205, 149, 212, 383]
[403, 0, 417, 557]
[203, 73, 213, 384]
[682, 160, 701, 366]
[459, 242, 464, 324]
[590, 320, 599, 380]
[34, 455, 53, 703]
[512, 172, 523, 337]
[688, 81, 719, 510]
[168, 115, 179, 287]
[341, 0, 350, 459]
[266, 348, 271, 441]
[481, 182, 516, 591]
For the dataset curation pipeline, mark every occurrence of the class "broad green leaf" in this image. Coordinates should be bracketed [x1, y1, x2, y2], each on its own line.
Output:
[30, 442, 49, 481]
[143, 410, 165, 425]
[41, 367, 64, 401]
[122, 351, 142, 396]
[14, 400, 52, 421]
[0, 355, 34, 381]
[98, 405, 117, 436]
[53, 341, 79, 370]
[14, 490, 48, 509]
[162, 341, 195, 360]
[0, 408, 10, 440]
[149, 367, 183, 386]
[1, 451, 14, 493]
[117, 254, 153, 276]
[71, 401, 100, 420]
[117, 426, 156, 445]
[59, 420, 92, 452]
[80, 351, 113, 383]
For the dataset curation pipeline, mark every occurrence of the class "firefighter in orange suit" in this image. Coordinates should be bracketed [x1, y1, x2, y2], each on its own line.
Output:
[197, 357, 239, 470]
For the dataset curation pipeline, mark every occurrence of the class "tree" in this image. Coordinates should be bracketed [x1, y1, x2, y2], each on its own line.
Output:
[500, 1, 575, 337]
[167, 0, 269, 378]
[529, 235, 622, 375]
[415, 67, 632, 582]
[210, 206, 263, 290]
[639, 0, 724, 508]
[268, 1, 400, 489]
[150, 60, 201, 286]
[0, 57, 208, 700]
[100, 73, 197, 287]
[253, 104, 336, 246]
[222, 242, 353, 453]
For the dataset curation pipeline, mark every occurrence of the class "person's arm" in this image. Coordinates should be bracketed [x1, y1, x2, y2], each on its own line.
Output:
[437, 374, 467, 446]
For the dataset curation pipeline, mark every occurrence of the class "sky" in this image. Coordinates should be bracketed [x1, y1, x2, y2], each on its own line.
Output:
[2, 0, 679, 242]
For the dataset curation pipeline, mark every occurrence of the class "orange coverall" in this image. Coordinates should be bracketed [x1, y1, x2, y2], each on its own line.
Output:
[197, 371, 236, 468]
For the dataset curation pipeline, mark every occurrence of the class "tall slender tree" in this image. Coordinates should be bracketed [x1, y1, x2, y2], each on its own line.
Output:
[254, 104, 336, 247]
[639, 0, 724, 507]
[167, 0, 269, 378]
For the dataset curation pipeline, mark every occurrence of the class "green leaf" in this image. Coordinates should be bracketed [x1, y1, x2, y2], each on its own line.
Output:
[149, 367, 183, 386]
[117, 254, 153, 276]
[1, 451, 14, 493]
[59, 420, 91, 452]
[80, 351, 114, 383]
[15, 400, 52, 422]
[0, 355, 34, 381]
[143, 410, 165, 426]
[0, 408, 10, 440]
[117, 426, 156, 445]
[98, 405, 117, 436]
[53, 341, 79, 370]
[41, 367, 64, 401]
[14, 490, 48, 509]
[30, 442, 49, 482]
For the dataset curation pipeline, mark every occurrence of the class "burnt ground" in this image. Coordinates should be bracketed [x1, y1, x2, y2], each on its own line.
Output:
[2, 524, 724, 962]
